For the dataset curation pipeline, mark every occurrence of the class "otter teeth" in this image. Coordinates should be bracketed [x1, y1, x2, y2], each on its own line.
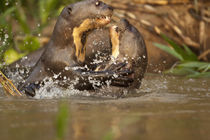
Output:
[105, 16, 110, 20]
[97, 16, 110, 21]
[112, 25, 118, 30]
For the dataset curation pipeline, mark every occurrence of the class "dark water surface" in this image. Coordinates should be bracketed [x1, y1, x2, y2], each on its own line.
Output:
[0, 74, 210, 140]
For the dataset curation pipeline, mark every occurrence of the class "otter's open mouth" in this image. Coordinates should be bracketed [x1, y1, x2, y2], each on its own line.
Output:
[73, 14, 112, 63]
[95, 15, 112, 25]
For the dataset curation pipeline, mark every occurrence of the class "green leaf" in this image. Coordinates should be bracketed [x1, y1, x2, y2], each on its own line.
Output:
[187, 72, 210, 78]
[56, 102, 69, 140]
[161, 34, 187, 60]
[39, 0, 60, 24]
[177, 61, 209, 69]
[18, 35, 40, 53]
[0, 7, 16, 25]
[2, 6, 16, 17]
[154, 34, 209, 78]
[164, 67, 199, 76]
[103, 130, 114, 140]
[183, 44, 198, 61]
[198, 63, 210, 72]
[161, 34, 198, 61]
[153, 43, 183, 60]
[4, 49, 25, 64]
[14, 4, 30, 34]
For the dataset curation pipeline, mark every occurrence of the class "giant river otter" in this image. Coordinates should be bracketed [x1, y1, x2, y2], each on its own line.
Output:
[84, 19, 147, 93]
[18, 0, 134, 96]
[110, 19, 147, 89]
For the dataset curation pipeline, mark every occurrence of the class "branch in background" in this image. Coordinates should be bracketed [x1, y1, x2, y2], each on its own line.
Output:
[163, 17, 200, 49]
[117, 0, 190, 5]
[112, 1, 201, 50]
[139, 19, 162, 35]
[198, 49, 210, 60]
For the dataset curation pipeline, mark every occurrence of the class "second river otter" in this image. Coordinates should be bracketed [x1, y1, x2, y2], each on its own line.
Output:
[84, 19, 147, 93]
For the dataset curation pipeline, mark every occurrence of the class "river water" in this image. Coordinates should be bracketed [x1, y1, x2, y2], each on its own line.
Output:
[0, 74, 210, 140]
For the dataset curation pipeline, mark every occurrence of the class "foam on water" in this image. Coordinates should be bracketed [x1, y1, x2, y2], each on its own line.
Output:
[33, 77, 90, 99]
[2, 65, 127, 99]
[33, 76, 124, 99]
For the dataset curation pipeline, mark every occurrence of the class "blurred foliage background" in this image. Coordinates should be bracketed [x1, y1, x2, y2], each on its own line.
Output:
[0, 0, 79, 66]
[0, 0, 209, 77]
[154, 34, 210, 78]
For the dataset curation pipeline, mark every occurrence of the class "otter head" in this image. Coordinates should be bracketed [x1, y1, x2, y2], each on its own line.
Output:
[109, 19, 130, 59]
[109, 19, 138, 59]
[58, 0, 113, 28]
[51, 0, 113, 62]
[69, 0, 113, 62]
[69, 0, 113, 63]
[66, 0, 113, 26]
[114, 19, 130, 33]
[111, 18, 147, 67]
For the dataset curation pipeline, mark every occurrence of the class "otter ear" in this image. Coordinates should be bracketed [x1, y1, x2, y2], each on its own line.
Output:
[118, 18, 130, 31]
[120, 18, 130, 26]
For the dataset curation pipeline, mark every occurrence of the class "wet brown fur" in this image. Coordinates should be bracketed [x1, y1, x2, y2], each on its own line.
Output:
[85, 19, 148, 91]
[110, 26, 120, 59]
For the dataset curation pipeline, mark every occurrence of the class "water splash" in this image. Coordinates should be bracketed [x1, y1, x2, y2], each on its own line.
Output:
[33, 76, 125, 99]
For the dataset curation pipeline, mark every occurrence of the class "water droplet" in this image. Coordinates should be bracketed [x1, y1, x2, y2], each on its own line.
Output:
[53, 74, 59, 79]
[65, 66, 70, 71]
[4, 34, 9, 39]
[16, 64, 20, 68]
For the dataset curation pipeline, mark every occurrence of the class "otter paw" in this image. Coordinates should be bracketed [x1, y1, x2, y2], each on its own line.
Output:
[111, 76, 134, 87]
[106, 62, 126, 71]
[22, 83, 40, 97]
[115, 68, 134, 77]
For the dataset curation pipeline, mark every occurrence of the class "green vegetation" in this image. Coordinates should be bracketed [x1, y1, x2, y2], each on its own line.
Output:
[56, 101, 69, 140]
[154, 34, 210, 78]
[103, 130, 115, 140]
[0, 0, 79, 67]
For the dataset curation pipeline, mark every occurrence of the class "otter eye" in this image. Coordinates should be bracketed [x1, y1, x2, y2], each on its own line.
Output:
[67, 7, 72, 15]
[95, 1, 100, 6]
